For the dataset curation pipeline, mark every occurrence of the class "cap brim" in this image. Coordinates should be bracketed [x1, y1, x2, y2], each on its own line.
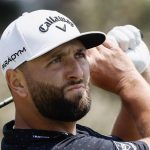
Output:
[27, 31, 106, 61]
[77, 31, 106, 49]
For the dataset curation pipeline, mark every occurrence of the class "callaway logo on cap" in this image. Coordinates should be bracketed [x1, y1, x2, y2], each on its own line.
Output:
[0, 9, 106, 76]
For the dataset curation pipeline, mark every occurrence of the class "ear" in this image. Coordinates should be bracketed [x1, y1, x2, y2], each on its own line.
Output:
[6, 69, 28, 98]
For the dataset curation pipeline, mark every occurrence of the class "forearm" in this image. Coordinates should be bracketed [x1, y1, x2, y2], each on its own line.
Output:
[119, 72, 150, 138]
[142, 65, 150, 84]
[88, 38, 150, 147]
[112, 66, 150, 140]
[112, 105, 141, 141]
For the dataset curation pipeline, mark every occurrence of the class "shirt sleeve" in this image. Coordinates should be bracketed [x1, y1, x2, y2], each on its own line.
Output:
[111, 140, 149, 150]
[52, 135, 149, 150]
[76, 124, 149, 150]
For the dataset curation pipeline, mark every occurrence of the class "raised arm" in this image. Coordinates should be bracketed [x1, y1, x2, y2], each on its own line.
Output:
[117, 64, 150, 146]
[87, 39, 150, 147]
[108, 25, 150, 141]
[112, 64, 150, 141]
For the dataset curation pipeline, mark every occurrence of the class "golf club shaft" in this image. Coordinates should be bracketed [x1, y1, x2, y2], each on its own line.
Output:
[0, 96, 13, 108]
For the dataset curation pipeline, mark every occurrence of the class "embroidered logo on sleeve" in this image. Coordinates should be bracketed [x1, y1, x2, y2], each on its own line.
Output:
[113, 141, 137, 150]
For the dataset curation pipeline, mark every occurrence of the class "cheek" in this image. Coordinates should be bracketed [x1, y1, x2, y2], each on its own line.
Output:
[42, 68, 65, 86]
[86, 69, 90, 83]
[81, 61, 90, 82]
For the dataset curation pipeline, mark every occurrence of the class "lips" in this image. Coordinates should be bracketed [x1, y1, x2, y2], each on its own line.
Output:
[66, 84, 85, 92]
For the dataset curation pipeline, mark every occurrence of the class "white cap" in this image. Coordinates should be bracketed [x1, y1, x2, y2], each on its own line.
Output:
[0, 10, 106, 75]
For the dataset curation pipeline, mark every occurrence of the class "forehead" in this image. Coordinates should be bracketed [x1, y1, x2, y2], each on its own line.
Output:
[23, 40, 86, 72]
[37, 39, 86, 60]
[49, 39, 85, 55]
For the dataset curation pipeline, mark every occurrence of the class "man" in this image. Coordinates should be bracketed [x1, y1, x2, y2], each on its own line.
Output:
[0, 9, 150, 150]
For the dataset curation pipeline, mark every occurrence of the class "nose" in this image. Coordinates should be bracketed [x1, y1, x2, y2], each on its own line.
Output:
[65, 59, 84, 80]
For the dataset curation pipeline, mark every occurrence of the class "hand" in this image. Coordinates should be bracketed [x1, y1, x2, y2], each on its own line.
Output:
[107, 25, 150, 73]
[87, 40, 139, 94]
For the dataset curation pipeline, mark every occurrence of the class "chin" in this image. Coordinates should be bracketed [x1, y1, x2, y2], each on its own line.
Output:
[65, 89, 86, 100]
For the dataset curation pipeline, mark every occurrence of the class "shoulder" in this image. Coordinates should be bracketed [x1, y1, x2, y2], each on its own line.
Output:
[54, 133, 149, 150]
[76, 124, 121, 141]
[71, 124, 148, 150]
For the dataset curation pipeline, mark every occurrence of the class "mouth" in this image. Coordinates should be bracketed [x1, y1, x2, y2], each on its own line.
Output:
[65, 84, 85, 92]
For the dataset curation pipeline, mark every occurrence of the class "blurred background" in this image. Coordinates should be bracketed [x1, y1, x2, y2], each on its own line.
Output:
[0, 0, 150, 144]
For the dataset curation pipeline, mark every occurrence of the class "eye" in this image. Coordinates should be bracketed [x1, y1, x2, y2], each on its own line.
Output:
[75, 51, 86, 59]
[49, 56, 62, 65]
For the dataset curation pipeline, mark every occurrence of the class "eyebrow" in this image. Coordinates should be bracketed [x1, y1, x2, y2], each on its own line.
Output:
[77, 48, 86, 53]
[47, 48, 86, 59]
[41, 49, 62, 60]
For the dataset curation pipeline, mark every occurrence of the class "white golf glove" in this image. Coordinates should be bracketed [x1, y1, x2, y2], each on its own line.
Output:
[107, 25, 150, 73]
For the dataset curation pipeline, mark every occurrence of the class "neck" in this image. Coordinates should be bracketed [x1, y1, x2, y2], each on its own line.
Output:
[15, 111, 77, 135]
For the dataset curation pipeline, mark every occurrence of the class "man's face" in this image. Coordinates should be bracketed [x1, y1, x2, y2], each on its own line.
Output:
[23, 40, 91, 122]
